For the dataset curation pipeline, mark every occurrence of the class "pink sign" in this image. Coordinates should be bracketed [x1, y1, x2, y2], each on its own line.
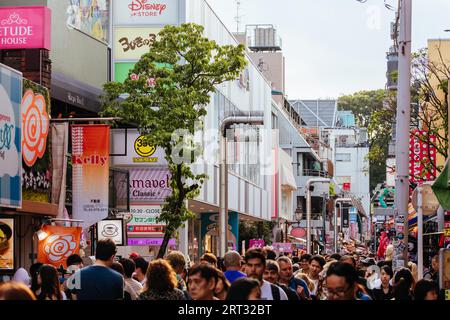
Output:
[409, 130, 437, 182]
[290, 227, 306, 238]
[127, 238, 176, 246]
[249, 239, 265, 249]
[0, 7, 51, 50]
[272, 242, 293, 253]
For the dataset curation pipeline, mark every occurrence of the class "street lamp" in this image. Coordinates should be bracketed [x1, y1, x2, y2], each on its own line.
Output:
[219, 113, 264, 257]
[334, 198, 352, 253]
[306, 178, 331, 254]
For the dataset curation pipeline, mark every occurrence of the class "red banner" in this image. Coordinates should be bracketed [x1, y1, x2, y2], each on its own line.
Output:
[37, 225, 82, 268]
[409, 130, 436, 183]
[71, 125, 110, 229]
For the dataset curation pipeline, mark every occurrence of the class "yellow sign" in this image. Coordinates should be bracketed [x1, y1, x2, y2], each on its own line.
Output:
[134, 135, 156, 157]
[445, 229, 450, 237]
[114, 27, 161, 61]
[446, 290, 450, 301]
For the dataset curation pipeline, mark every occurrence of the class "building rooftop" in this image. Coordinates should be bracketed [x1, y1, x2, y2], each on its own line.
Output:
[289, 99, 338, 128]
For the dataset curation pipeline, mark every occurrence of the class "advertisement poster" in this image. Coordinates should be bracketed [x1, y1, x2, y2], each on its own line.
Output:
[129, 168, 171, 202]
[201, 212, 239, 251]
[71, 125, 110, 229]
[249, 239, 265, 249]
[0, 63, 22, 208]
[22, 80, 52, 203]
[37, 225, 82, 268]
[97, 219, 124, 245]
[409, 130, 437, 182]
[0, 218, 15, 272]
[66, 0, 110, 43]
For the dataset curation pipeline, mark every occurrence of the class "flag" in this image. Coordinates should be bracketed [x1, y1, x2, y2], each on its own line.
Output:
[37, 225, 82, 268]
[431, 159, 450, 210]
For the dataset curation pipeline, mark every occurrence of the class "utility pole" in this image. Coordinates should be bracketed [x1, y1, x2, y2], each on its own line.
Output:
[306, 178, 330, 254]
[394, 0, 412, 269]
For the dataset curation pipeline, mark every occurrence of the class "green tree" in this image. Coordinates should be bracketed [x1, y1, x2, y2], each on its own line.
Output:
[101, 23, 247, 258]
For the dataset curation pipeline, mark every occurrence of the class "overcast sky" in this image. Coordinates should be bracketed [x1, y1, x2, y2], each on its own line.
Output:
[206, 0, 450, 99]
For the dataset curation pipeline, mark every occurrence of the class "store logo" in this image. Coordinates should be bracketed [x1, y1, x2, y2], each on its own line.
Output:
[101, 224, 119, 237]
[134, 135, 156, 157]
[0, 12, 32, 46]
[128, 0, 167, 17]
[43, 234, 78, 263]
[118, 33, 157, 52]
[72, 154, 108, 166]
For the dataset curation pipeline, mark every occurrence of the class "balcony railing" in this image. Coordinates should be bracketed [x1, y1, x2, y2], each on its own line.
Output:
[302, 169, 330, 178]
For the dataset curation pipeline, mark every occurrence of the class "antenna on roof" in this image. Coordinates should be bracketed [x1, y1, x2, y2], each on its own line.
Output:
[235, 0, 243, 33]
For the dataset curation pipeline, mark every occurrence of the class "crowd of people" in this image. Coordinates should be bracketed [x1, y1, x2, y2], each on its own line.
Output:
[0, 239, 443, 300]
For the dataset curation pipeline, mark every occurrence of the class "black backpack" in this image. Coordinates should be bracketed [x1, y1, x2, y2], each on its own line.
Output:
[270, 284, 281, 300]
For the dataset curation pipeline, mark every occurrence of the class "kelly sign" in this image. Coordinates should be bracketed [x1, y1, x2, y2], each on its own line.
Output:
[0, 7, 51, 50]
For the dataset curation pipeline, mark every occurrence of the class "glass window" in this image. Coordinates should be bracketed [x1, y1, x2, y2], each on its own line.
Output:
[335, 153, 351, 162]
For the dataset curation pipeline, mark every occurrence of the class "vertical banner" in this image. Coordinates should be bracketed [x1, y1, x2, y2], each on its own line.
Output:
[72, 125, 110, 229]
[0, 63, 22, 208]
[37, 225, 82, 268]
[51, 123, 69, 217]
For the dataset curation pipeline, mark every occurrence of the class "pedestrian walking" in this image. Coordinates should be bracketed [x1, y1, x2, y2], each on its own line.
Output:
[133, 257, 149, 286]
[392, 268, 414, 300]
[214, 270, 231, 300]
[166, 251, 189, 292]
[138, 259, 186, 300]
[324, 262, 359, 300]
[276, 256, 310, 299]
[73, 239, 124, 300]
[35, 265, 67, 300]
[119, 258, 143, 300]
[371, 265, 394, 300]
[0, 282, 36, 300]
[244, 248, 287, 300]
[307, 255, 326, 297]
[263, 259, 300, 300]
[187, 263, 219, 300]
[226, 277, 261, 300]
[200, 252, 218, 267]
[223, 250, 247, 284]
[413, 279, 439, 300]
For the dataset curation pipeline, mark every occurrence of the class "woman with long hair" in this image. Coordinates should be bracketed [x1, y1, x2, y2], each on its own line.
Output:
[214, 269, 231, 300]
[35, 265, 66, 300]
[226, 277, 261, 300]
[0, 282, 36, 300]
[392, 268, 414, 300]
[138, 259, 186, 300]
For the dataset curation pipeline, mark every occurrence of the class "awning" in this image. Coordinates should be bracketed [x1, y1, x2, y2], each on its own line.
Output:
[279, 149, 297, 191]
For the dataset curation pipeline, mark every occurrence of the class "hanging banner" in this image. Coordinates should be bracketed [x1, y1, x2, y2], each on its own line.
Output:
[22, 80, 52, 203]
[0, 218, 15, 271]
[249, 239, 265, 249]
[409, 130, 437, 182]
[37, 225, 82, 268]
[0, 63, 22, 208]
[71, 125, 110, 229]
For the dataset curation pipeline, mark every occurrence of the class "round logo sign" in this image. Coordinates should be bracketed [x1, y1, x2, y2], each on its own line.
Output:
[101, 224, 119, 237]
[290, 227, 306, 238]
[134, 135, 156, 157]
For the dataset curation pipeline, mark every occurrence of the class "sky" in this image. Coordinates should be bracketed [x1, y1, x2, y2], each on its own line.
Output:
[206, 0, 450, 99]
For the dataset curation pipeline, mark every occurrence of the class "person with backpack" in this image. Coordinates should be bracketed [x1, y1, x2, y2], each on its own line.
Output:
[244, 248, 287, 300]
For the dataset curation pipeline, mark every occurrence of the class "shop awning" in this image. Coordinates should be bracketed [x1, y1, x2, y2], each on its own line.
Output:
[279, 149, 297, 191]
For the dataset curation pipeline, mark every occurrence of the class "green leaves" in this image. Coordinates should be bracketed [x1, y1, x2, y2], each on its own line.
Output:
[101, 23, 247, 257]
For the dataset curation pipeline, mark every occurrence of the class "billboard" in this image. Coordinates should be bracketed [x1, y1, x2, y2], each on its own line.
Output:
[0, 63, 22, 208]
[409, 130, 437, 182]
[114, 27, 160, 60]
[0, 218, 15, 272]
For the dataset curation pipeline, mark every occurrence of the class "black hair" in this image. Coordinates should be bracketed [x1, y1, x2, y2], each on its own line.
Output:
[413, 279, 439, 300]
[326, 262, 358, 288]
[265, 249, 277, 261]
[119, 258, 136, 278]
[292, 256, 300, 264]
[188, 263, 219, 283]
[134, 257, 149, 274]
[300, 253, 312, 262]
[392, 268, 414, 301]
[226, 277, 260, 300]
[266, 260, 280, 273]
[111, 262, 124, 275]
[381, 265, 394, 278]
[330, 253, 342, 261]
[245, 248, 266, 266]
[311, 255, 326, 268]
[38, 265, 62, 300]
[29, 262, 43, 293]
[95, 239, 117, 261]
[66, 254, 83, 267]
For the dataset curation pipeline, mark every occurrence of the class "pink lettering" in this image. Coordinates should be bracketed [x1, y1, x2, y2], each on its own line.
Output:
[128, 0, 167, 15]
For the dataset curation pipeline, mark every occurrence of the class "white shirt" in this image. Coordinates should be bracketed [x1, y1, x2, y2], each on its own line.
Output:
[260, 280, 288, 300]
[310, 278, 319, 295]
[125, 277, 143, 300]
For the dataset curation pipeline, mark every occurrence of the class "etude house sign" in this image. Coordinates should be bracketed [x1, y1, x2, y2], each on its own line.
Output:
[113, 0, 179, 26]
[0, 7, 51, 50]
